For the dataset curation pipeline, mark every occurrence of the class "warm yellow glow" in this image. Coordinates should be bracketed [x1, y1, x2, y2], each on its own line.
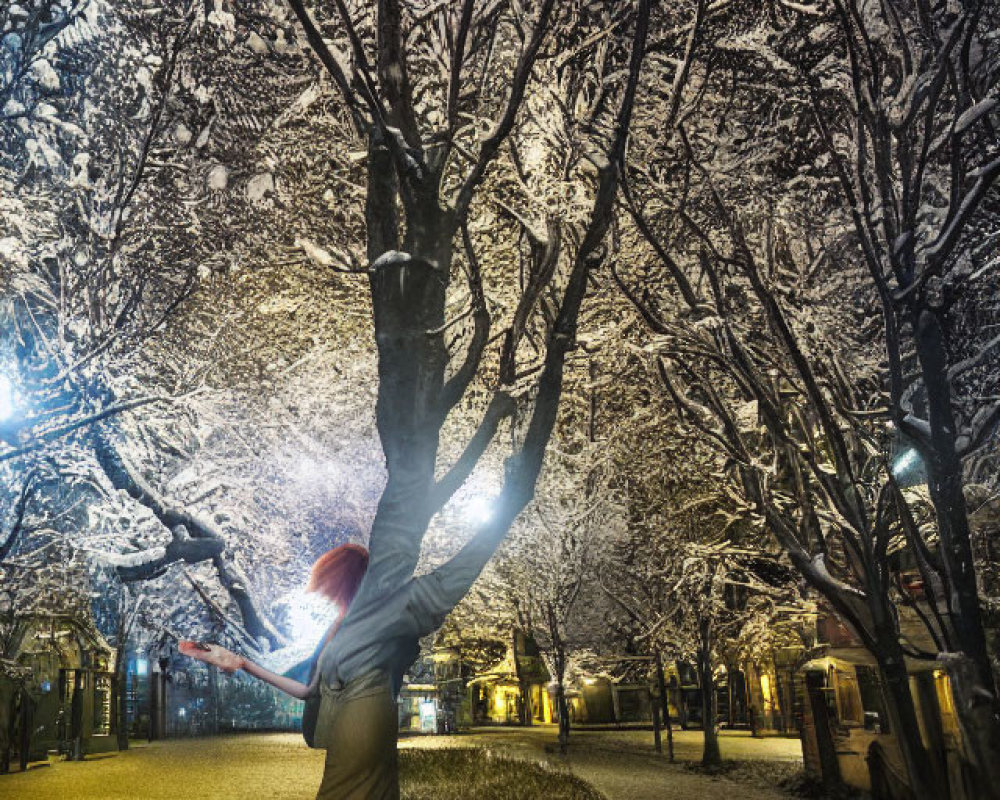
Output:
[935, 671, 955, 716]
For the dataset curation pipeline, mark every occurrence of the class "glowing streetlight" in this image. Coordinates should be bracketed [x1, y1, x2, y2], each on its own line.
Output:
[890, 446, 927, 488]
[464, 494, 495, 527]
[891, 448, 919, 477]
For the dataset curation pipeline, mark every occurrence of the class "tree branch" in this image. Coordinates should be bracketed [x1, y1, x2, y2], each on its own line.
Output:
[93, 430, 288, 649]
[286, 0, 367, 135]
[451, 0, 556, 222]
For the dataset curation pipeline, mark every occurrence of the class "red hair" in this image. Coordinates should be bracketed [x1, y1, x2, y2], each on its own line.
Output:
[306, 543, 369, 610]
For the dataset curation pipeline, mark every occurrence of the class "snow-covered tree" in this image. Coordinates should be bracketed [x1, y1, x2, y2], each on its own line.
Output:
[612, 2, 1000, 794]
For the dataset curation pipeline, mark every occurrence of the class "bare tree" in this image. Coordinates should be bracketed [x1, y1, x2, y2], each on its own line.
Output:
[278, 0, 656, 716]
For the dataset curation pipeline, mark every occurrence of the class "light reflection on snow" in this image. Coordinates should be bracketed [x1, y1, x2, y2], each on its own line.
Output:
[282, 590, 336, 646]
[0, 373, 16, 422]
[257, 591, 338, 675]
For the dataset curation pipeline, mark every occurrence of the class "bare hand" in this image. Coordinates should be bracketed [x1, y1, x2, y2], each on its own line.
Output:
[179, 640, 244, 674]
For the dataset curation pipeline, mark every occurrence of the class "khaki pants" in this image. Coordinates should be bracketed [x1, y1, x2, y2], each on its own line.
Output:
[315, 673, 399, 800]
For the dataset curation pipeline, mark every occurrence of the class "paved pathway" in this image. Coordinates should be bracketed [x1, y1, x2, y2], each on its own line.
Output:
[0, 728, 804, 800]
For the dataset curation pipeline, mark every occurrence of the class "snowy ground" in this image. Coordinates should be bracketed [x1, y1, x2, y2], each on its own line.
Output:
[0, 728, 804, 800]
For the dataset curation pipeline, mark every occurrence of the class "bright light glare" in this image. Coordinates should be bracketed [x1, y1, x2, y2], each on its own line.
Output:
[282, 591, 337, 643]
[465, 494, 495, 526]
[0, 374, 14, 422]
[892, 448, 918, 476]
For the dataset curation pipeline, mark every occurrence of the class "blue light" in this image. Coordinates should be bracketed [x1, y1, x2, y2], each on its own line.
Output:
[0, 374, 15, 422]
[136, 658, 148, 676]
[892, 448, 918, 476]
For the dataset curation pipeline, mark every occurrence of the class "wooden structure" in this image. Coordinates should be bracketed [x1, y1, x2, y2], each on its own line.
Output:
[0, 612, 119, 769]
[467, 633, 553, 725]
[800, 651, 974, 799]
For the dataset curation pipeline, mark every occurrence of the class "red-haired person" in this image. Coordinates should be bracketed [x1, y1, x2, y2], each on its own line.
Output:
[180, 545, 373, 783]
[181, 522, 503, 799]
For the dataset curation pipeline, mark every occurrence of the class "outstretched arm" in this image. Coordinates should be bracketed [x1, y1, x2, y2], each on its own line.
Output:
[241, 658, 314, 701]
[406, 520, 509, 637]
[179, 641, 314, 701]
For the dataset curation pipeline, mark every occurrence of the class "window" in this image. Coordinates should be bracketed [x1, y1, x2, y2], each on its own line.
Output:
[855, 665, 890, 733]
[834, 670, 864, 725]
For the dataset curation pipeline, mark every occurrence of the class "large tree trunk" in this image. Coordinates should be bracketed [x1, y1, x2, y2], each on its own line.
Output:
[556, 680, 570, 754]
[655, 652, 674, 762]
[512, 631, 532, 726]
[915, 309, 994, 690]
[1, 686, 14, 774]
[698, 618, 721, 768]
[874, 645, 940, 800]
[115, 649, 129, 750]
[69, 671, 84, 760]
[18, 693, 31, 772]
[804, 671, 842, 792]
[913, 309, 1000, 797]
[347, 252, 448, 612]
[942, 655, 1000, 800]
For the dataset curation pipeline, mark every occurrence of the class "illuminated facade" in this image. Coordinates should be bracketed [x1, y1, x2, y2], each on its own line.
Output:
[0, 612, 119, 771]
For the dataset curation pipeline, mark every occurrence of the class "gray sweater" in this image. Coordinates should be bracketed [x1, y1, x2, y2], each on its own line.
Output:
[315, 520, 501, 693]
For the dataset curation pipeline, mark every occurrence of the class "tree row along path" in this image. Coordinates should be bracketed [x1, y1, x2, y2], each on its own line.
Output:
[0, 729, 803, 800]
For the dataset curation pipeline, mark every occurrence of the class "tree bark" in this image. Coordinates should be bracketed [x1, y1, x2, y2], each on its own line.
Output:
[698, 618, 721, 768]
[18, 692, 31, 772]
[804, 671, 842, 792]
[556, 681, 570, 755]
[70, 671, 84, 760]
[115, 651, 129, 750]
[875, 646, 940, 800]
[941, 655, 1000, 800]
[512, 631, 531, 726]
[652, 699, 662, 753]
[655, 651, 674, 762]
[914, 309, 994, 691]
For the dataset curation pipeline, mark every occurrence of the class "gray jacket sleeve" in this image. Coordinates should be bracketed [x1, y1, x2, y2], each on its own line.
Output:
[405, 523, 506, 637]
